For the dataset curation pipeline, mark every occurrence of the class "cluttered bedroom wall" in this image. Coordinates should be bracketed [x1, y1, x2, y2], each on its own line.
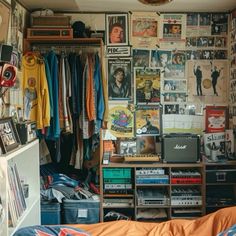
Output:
[1, 0, 236, 178]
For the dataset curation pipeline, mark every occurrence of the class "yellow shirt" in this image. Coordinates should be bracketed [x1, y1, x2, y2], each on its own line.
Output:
[22, 53, 50, 129]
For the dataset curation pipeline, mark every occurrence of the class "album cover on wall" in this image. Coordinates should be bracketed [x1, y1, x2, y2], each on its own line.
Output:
[135, 105, 161, 136]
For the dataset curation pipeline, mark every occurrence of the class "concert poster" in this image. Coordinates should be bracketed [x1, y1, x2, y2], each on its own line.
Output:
[159, 13, 186, 49]
[186, 13, 199, 37]
[107, 58, 132, 101]
[198, 13, 211, 36]
[130, 12, 159, 48]
[135, 105, 161, 136]
[134, 67, 161, 104]
[211, 13, 228, 36]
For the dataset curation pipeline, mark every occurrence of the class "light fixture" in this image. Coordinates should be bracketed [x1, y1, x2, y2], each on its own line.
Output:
[138, 0, 173, 6]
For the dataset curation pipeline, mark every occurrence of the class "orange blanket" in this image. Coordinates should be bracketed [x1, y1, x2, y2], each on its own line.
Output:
[71, 207, 236, 236]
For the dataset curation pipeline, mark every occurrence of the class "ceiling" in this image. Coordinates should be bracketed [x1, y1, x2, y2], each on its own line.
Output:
[18, 0, 236, 13]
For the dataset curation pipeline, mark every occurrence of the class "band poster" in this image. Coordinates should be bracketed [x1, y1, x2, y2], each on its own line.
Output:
[186, 13, 211, 37]
[159, 14, 186, 49]
[134, 67, 161, 104]
[130, 12, 159, 48]
[187, 60, 228, 104]
[108, 104, 134, 138]
[135, 105, 161, 136]
[107, 58, 132, 101]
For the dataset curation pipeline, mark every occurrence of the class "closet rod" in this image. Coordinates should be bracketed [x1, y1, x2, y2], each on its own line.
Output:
[31, 44, 101, 54]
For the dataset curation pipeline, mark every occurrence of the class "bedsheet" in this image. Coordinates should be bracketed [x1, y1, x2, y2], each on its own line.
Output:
[70, 206, 236, 236]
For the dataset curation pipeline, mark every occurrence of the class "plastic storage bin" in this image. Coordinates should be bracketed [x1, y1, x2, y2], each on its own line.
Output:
[62, 199, 100, 224]
[41, 201, 61, 225]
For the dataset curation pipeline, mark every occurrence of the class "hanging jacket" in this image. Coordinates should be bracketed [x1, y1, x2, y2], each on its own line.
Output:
[45, 51, 60, 139]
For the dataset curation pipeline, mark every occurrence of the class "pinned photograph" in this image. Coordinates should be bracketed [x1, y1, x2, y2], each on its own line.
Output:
[133, 49, 150, 67]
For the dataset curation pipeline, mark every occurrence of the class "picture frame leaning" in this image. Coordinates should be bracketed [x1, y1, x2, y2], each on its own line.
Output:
[0, 117, 20, 154]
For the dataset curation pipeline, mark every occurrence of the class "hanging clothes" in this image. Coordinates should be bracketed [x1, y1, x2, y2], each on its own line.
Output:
[68, 53, 83, 117]
[22, 53, 50, 130]
[100, 52, 109, 125]
[93, 52, 105, 134]
[58, 53, 72, 133]
[44, 50, 60, 140]
[80, 54, 95, 140]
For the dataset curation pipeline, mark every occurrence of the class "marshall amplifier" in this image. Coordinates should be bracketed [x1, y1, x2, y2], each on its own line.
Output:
[162, 134, 200, 163]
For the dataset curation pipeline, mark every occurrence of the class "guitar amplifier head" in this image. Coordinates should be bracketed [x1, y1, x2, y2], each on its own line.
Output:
[162, 134, 200, 163]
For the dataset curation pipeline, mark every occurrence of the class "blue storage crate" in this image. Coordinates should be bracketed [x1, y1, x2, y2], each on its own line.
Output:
[41, 201, 61, 225]
[62, 199, 100, 224]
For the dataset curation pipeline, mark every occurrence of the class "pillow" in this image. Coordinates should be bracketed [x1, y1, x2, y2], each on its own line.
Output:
[217, 224, 236, 236]
[13, 225, 91, 236]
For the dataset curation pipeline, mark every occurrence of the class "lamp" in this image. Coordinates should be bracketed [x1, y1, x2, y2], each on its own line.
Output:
[138, 0, 173, 5]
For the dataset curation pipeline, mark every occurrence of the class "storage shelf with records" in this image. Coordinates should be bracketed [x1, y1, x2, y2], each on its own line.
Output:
[99, 162, 205, 222]
[0, 140, 40, 236]
[204, 160, 236, 214]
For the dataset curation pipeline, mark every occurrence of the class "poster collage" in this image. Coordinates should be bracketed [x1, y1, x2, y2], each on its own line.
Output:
[229, 10, 236, 130]
[105, 12, 231, 139]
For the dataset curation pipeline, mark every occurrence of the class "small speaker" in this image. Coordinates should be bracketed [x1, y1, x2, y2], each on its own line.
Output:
[162, 134, 200, 163]
[0, 44, 13, 63]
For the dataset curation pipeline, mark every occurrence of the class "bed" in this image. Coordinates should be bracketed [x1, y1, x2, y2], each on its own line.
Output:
[13, 206, 236, 236]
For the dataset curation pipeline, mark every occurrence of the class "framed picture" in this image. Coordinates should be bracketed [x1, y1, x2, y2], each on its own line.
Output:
[105, 13, 128, 46]
[0, 0, 11, 43]
[107, 58, 132, 101]
[205, 106, 228, 133]
[0, 117, 20, 154]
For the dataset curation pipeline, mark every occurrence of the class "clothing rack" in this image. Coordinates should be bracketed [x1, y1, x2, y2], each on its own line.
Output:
[23, 38, 103, 54]
[31, 44, 100, 55]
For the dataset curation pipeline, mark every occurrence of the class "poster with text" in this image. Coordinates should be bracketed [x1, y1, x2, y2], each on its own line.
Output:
[107, 58, 132, 101]
[135, 105, 161, 136]
[159, 14, 186, 49]
[131, 12, 159, 48]
[134, 67, 161, 104]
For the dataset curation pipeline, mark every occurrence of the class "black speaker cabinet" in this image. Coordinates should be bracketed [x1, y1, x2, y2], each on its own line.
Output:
[162, 134, 200, 163]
